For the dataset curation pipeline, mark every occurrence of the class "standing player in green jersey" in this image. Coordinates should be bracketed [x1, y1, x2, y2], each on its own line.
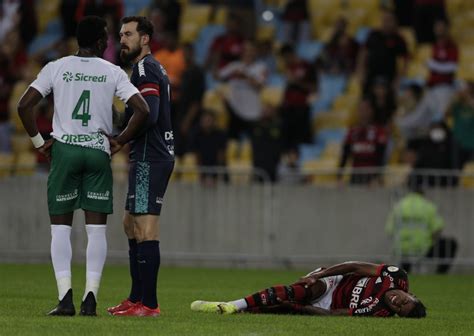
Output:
[17, 16, 150, 316]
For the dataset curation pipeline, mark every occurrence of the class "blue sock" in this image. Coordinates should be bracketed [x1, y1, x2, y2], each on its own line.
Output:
[128, 239, 141, 303]
[137, 240, 160, 309]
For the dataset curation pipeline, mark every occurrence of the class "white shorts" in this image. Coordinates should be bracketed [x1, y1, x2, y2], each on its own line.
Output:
[310, 275, 343, 310]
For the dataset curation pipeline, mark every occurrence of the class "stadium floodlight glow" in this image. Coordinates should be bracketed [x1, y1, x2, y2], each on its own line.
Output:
[262, 10, 274, 22]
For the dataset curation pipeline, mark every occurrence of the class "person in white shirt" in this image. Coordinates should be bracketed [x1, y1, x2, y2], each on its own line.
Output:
[17, 15, 149, 316]
[219, 40, 267, 140]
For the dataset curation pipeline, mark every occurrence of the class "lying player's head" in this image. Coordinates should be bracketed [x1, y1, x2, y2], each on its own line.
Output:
[76, 16, 108, 56]
[120, 16, 154, 63]
[384, 289, 426, 318]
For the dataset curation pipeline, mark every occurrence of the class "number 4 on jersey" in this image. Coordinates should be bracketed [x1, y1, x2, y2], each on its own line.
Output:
[72, 90, 91, 126]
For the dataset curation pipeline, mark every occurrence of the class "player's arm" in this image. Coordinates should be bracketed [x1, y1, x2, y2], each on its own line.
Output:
[298, 262, 382, 287]
[17, 87, 54, 158]
[112, 93, 149, 152]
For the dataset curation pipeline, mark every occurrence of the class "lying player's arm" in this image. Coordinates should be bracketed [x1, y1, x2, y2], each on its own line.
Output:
[280, 303, 349, 316]
[299, 262, 382, 286]
[298, 306, 349, 316]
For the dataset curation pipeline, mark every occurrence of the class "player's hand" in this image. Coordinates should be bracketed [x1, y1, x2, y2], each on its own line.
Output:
[99, 129, 123, 155]
[109, 137, 123, 155]
[37, 138, 54, 162]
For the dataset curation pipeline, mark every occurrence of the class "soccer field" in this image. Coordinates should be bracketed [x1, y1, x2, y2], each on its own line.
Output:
[1, 264, 473, 336]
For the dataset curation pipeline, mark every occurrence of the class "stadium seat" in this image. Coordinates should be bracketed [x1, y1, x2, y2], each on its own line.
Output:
[11, 135, 32, 154]
[320, 141, 342, 160]
[180, 153, 199, 183]
[180, 4, 212, 42]
[302, 158, 339, 186]
[415, 44, 432, 63]
[28, 18, 63, 55]
[36, 0, 60, 34]
[383, 164, 412, 187]
[256, 25, 275, 42]
[212, 6, 228, 25]
[14, 151, 37, 176]
[355, 27, 371, 45]
[461, 161, 474, 188]
[194, 24, 225, 66]
[203, 87, 228, 130]
[111, 152, 128, 183]
[314, 110, 350, 130]
[0, 153, 14, 179]
[261, 86, 284, 107]
[266, 73, 286, 88]
[296, 41, 323, 62]
[399, 27, 417, 54]
[227, 160, 253, 185]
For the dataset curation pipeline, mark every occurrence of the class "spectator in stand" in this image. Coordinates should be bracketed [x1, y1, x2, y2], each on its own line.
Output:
[206, 12, 245, 74]
[413, 0, 447, 44]
[409, 121, 457, 187]
[445, 81, 474, 170]
[190, 110, 227, 186]
[0, 49, 14, 153]
[338, 100, 388, 185]
[74, 0, 124, 32]
[357, 9, 408, 95]
[368, 77, 396, 126]
[251, 103, 284, 182]
[103, 13, 119, 64]
[425, 19, 458, 121]
[281, 0, 310, 45]
[18, 0, 37, 46]
[60, 0, 80, 38]
[0, 0, 19, 43]
[317, 17, 359, 75]
[150, 0, 181, 36]
[148, 8, 166, 53]
[395, 83, 431, 147]
[257, 39, 277, 74]
[154, 32, 186, 123]
[175, 43, 206, 157]
[279, 44, 316, 150]
[218, 40, 267, 140]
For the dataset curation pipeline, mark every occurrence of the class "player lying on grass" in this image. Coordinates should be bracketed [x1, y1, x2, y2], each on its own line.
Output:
[191, 261, 426, 318]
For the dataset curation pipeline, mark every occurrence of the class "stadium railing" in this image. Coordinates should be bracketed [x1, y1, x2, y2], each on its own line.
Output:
[0, 164, 473, 272]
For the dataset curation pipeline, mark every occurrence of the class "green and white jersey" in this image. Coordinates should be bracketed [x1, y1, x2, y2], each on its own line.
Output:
[30, 55, 139, 155]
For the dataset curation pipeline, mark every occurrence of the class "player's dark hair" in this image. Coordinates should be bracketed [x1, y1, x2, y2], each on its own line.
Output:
[406, 299, 427, 318]
[121, 16, 154, 39]
[76, 16, 107, 49]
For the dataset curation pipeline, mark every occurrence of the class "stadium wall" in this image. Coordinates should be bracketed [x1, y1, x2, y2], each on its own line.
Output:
[1, 175, 473, 271]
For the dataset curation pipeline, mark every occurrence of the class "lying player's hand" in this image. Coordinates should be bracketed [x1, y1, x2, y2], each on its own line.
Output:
[38, 138, 54, 162]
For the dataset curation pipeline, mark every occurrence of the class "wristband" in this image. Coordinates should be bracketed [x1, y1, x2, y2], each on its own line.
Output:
[30, 133, 45, 148]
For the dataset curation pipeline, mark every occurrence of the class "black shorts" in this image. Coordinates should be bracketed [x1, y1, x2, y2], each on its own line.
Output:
[125, 160, 174, 215]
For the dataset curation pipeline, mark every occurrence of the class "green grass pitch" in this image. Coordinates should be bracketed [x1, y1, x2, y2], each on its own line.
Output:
[1, 264, 473, 336]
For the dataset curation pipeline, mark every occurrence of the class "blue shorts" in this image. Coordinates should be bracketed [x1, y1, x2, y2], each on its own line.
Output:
[125, 160, 174, 215]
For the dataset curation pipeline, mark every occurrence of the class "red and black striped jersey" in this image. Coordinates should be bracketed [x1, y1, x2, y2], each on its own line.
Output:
[331, 265, 409, 317]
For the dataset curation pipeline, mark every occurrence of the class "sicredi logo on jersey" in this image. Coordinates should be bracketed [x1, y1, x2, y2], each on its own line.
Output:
[62, 71, 107, 83]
